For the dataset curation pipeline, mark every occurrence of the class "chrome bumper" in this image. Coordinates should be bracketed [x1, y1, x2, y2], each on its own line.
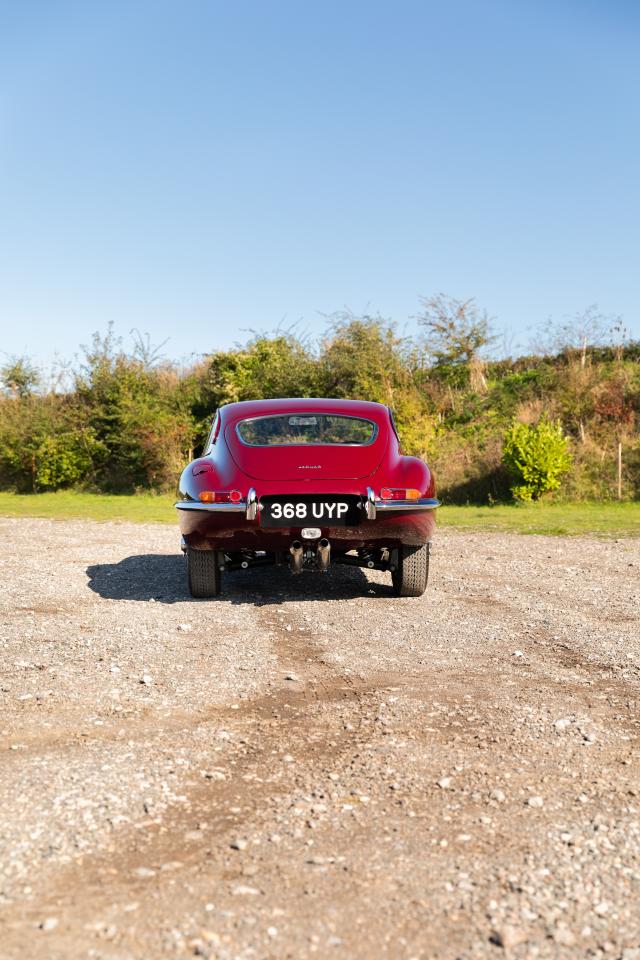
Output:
[176, 501, 246, 512]
[176, 487, 439, 522]
[375, 498, 440, 512]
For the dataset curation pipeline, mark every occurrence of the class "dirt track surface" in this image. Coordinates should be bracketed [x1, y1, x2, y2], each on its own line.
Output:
[1, 518, 640, 959]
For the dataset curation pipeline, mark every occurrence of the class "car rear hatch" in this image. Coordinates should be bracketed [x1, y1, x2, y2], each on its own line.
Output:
[224, 415, 387, 482]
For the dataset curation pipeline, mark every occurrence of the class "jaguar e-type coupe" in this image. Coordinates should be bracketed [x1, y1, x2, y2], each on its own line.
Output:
[176, 398, 439, 598]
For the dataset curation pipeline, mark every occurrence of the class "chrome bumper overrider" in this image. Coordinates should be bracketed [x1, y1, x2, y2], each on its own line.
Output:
[176, 486, 440, 521]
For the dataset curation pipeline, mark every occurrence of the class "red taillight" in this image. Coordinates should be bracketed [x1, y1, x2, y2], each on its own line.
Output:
[198, 490, 243, 504]
[380, 488, 421, 501]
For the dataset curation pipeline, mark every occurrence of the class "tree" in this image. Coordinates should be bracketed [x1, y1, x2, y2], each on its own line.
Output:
[203, 333, 318, 406]
[75, 326, 194, 490]
[533, 304, 619, 368]
[318, 313, 433, 456]
[130, 329, 170, 370]
[0, 390, 105, 491]
[416, 294, 494, 392]
[0, 356, 40, 398]
[535, 305, 626, 443]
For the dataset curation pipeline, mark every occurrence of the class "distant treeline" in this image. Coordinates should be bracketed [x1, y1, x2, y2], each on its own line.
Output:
[1, 299, 639, 502]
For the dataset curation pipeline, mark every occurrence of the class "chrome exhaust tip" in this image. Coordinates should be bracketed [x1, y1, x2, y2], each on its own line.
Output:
[289, 540, 303, 575]
[317, 538, 330, 571]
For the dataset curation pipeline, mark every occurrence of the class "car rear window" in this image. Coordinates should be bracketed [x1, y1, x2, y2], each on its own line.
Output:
[236, 414, 378, 446]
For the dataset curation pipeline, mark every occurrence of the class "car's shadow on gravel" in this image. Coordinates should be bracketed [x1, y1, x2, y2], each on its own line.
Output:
[86, 555, 394, 604]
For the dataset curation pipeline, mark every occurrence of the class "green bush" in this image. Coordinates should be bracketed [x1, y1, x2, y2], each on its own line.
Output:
[75, 332, 194, 491]
[0, 396, 102, 492]
[35, 430, 103, 490]
[502, 418, 572, 501]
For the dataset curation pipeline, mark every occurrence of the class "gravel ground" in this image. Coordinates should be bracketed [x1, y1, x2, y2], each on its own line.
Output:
[1, 517, 639, 960]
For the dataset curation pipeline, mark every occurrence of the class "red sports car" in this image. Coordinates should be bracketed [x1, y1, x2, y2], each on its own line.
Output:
[176, 398, 439, 598]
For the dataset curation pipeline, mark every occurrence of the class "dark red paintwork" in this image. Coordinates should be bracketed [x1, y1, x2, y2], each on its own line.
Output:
[177, 398, 437, 551]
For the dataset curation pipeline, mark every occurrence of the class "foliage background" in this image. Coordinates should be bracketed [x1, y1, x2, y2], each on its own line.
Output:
[1, 314, 638, 502]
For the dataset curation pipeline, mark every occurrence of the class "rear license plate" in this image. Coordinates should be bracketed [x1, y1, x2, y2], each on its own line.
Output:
[260, 495, 361, 528]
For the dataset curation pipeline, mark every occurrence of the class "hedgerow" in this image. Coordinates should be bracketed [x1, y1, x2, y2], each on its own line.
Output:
[1, 315, 638, 501]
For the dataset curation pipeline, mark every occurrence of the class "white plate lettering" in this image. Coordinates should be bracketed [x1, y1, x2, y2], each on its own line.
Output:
[268, 501, 350, 522]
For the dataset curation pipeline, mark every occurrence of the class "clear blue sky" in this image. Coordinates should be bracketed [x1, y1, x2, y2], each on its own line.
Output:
[1, 0, 638, 368]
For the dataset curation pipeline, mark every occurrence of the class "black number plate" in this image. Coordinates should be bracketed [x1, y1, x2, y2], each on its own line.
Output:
[260, 495, 362, 528]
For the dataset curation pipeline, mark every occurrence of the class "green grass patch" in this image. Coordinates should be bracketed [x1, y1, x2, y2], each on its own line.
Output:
[439, 501, 640, 536]
[0, 491, 638, 537]
[0, 491, 176, 523]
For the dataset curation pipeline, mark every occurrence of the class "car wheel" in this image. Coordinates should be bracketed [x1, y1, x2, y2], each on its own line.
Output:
[187, 547, 222, 598]
[391, 543, 429, 597]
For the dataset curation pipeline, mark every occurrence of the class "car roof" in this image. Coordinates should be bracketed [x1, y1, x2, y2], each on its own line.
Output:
[220, 398, 389, 423]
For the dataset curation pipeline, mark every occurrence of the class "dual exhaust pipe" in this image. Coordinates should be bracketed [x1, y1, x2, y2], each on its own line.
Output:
[289, 538, 330, 574]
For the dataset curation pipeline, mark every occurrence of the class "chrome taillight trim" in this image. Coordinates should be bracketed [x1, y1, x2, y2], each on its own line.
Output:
[176, 486, 259, 519]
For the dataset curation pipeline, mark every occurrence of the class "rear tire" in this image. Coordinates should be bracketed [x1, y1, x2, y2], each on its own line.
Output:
[187, 547, 222, 598]
[391, 543, 429, 597]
